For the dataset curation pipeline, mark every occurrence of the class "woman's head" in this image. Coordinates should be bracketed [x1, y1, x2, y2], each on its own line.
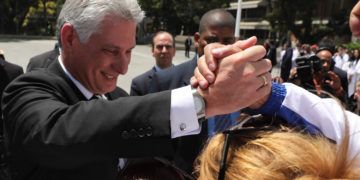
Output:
[195, 129, 360, 179]
[352, 49, 360, 60]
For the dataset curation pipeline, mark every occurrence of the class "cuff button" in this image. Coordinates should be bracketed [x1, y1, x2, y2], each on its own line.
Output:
[179, 123, 186, 131]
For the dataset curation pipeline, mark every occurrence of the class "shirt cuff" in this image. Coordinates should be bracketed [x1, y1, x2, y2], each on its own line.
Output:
[170, 85, 201, 138]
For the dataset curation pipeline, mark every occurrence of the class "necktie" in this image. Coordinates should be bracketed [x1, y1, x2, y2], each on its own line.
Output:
[90, 95, 98, 100]
[90, 94, 107, 100]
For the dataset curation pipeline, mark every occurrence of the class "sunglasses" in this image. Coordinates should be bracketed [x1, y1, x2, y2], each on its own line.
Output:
[217, 114, 277, 180]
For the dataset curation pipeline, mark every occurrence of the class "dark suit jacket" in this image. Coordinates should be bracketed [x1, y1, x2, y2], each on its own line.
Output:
[267, 45, 277, 67]
[2, 60, 176, 180]
[332, 66, 349, 103]
[0, 58, 23, 133]
[150, 57, 208, 173]
[333, 66, 348, 93]
[26, 49, 59, 72]
[130, 67, 156, 96]
[152, 57, 197, 92]
[280, 47, 293, 82]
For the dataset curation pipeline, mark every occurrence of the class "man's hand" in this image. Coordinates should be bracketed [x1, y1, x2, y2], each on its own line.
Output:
[190, 36, 257, 89]
[324, 71, 342, 91]
[192, 38, 272, 117]
[324, 71, 344, 97]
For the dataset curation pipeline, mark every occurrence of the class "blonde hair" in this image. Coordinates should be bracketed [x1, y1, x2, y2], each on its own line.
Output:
[195, 128, 360, 179]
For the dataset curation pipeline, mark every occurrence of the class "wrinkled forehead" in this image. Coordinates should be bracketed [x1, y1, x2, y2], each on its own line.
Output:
[154, 33, 173, 43]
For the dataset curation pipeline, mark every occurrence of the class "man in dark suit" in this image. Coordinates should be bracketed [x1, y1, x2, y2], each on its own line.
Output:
[1, 1, 272, 180]
[264, 39, 277, 70]
[130, 31, 175, 96]
[26, 43, 60, 72]
[280, 46, 292, 82]
[149, 9, 240, 173]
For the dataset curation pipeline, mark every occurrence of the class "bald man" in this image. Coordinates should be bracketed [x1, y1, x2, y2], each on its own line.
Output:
[130, 31, 175, 96]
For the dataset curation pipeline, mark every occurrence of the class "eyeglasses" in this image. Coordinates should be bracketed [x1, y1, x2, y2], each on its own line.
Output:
[217, 114, 277, 180]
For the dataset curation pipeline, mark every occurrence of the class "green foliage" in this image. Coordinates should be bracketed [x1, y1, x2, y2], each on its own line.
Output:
[1, 0, 228, 36]
[345, 41, 360, 50]
[0, 0, 38, 34]
[0, 0, 64, 35]
[266, 0, 354, 45]
[22, 0, 58, 35]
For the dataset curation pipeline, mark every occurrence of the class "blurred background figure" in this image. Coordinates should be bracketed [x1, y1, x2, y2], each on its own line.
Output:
[354, 80, 360, 114]
[184, 35, 192, 58]
[130, 31, 176, 96]
[263, 39, 277, 72]
[300, 43, 311, 56]
[343, 49, 360, 100]
[310, 44, 318, 55]
[26, 42, 60, 72]
[334, 45, 349, 71]
[280, 41, 301, 82]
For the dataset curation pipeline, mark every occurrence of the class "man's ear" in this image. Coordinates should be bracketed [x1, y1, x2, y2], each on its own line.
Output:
[60, 23, 76, 52]
[194, 32, 200, 48]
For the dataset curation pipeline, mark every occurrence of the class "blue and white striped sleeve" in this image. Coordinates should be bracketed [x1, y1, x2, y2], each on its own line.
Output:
[257, 82, 360, 159]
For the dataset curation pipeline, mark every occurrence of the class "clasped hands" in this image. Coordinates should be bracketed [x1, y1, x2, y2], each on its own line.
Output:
[191, 36, 272, 117]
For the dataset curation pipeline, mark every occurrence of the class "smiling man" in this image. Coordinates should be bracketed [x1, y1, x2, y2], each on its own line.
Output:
[1, 0, 272, 180]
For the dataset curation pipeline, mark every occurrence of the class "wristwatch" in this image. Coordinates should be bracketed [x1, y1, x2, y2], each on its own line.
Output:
[191, 87, 206, 120]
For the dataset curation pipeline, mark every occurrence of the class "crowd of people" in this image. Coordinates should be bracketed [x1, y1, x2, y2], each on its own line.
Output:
[279, 35, 360, 113]
[0, 0, 360, 180]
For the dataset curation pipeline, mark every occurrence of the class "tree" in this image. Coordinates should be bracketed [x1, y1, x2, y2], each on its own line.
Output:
[138, 0, 229, 36]
[22, 0, 58, 35]
[265, 0, 317, 44]
[0, 0, 65, 35]
[0, 0, 38, 34]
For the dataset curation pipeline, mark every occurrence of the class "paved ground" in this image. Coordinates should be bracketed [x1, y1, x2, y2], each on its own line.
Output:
[0, 38, 280, 93]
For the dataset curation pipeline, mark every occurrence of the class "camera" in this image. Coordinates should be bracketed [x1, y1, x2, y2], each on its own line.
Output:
[295, 55, 325, 84]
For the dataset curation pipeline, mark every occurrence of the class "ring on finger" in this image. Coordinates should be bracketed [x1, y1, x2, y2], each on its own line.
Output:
[261, 75, 268, 87]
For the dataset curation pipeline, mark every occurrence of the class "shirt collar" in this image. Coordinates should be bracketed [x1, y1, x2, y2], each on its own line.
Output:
[58, 55, 94, 100]
[154, 64, 174, 72]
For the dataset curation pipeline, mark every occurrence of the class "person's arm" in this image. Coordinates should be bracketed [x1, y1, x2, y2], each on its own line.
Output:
[3, 37, 272, 169]
[256, 83, 360, 158]
[191, 38, 360, 158]
[172, 38, 272, 137]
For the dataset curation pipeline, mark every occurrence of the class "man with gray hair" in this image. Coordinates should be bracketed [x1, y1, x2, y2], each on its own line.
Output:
[2, 0, 271, 179]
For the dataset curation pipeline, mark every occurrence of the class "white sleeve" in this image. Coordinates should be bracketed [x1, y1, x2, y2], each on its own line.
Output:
[282, 83, 360, 159]
[170, 85, 201, 138]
